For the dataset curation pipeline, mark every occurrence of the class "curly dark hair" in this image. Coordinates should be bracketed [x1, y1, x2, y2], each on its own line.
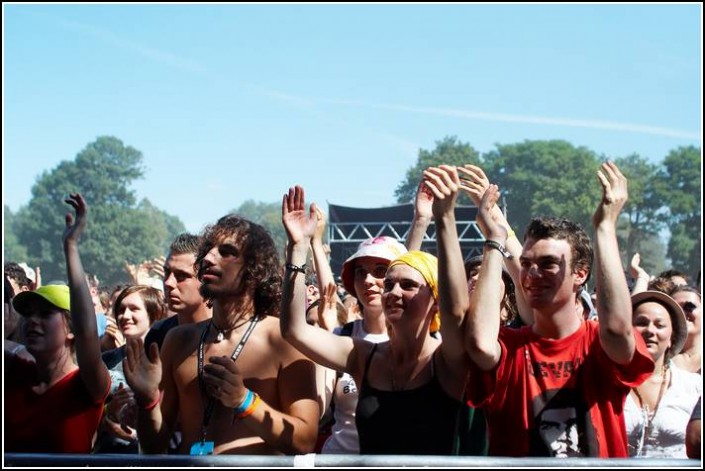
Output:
[523, 216, 593, 287]
[196, 215, 282, 317]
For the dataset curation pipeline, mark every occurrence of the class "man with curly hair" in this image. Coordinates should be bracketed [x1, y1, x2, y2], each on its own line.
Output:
[124, 215, 319, 455]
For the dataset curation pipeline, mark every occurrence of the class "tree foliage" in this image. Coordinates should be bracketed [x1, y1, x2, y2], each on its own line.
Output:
[483, 140, 601, 236]
[653, 146, 701, 278]
[4, 205, 29, 262]
[10, 136, 186, 285]
[395, 136, 480, 205]
[233, 200, 288, 259]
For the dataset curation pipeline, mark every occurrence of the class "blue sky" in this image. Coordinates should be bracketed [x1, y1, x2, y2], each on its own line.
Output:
[3, 4, 702, 234]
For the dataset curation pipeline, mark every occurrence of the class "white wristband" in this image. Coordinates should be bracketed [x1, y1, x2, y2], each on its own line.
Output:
[11, 344, 26, 355]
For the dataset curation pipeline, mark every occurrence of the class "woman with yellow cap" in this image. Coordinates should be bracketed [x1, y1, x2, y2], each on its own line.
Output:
[281, 185, 469, 455]
[5, 193, 111, 453]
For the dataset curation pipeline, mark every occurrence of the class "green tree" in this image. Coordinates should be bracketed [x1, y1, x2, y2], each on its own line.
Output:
[483, 140, 601, 236]
[12, 136, 186, 285]
[653, 146, 701, 278]
[233, 200, 288, 258]
[395, 136, 481, 204]
[4, 205, 29, 262]
[613, 154, 664, 264]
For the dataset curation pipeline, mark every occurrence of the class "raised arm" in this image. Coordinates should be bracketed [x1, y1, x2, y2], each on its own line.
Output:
[62, 193, 111, 401]
[593, 161, 635, 365]
[458, 164, 533, 325]
[423, 165, 469, 367]
[310, 207, 341, 331]
[406, 179, 434, 251]
[629, 253, 650, 294]
[465, 185, 506, 371]
[280, 186, 364, 373]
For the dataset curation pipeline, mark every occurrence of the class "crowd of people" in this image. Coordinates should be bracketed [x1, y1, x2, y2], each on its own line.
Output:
[3, 162, 701, 460]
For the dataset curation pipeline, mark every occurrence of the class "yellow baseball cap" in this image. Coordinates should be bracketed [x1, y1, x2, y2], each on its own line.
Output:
[13, 284, 71, 315]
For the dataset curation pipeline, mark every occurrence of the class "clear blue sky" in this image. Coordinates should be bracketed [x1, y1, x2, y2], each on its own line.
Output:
[4, 4, 702, 234]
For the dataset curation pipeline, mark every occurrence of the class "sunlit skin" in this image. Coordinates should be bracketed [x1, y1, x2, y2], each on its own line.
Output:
[672, 291, 701, 337]
[21, 299, 74, 358]
[382, 264, 435, 326]
[632, 302, 672, 364]
[519, 238, 583, 312]
[199, 236, 248, 302]
[163, 252, 203, 315]
[116, 293, 151, 340]
[353, 257, 390, 315]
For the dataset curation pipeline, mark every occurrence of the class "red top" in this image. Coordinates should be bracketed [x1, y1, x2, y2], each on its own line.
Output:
[5, 367, 108, 453]
[467, 320, 654, 457]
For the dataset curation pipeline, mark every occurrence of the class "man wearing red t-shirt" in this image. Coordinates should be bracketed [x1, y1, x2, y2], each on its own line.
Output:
[464, 162, 653, 457]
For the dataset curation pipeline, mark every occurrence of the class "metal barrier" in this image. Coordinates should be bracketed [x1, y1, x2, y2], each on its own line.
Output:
[4, 453, 701, 467]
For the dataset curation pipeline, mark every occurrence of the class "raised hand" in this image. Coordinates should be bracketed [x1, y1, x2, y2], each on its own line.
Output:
[457, 164, 491, 206]
[122, 337, 162, 407]
[478, 184, 507, 242]
[313, 206, 327, 245]
[63, 193, 88, 246]
[102, 316, 126, 350]
[413, 178, 434, 220]
[593, 161, 628, 228]
[282, 186, 318, 246]
[423, 165, 461, 218]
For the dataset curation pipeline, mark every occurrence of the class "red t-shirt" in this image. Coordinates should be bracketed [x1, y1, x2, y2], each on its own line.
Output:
[466, 320, 653, 457]
[5, 367, 107, 453]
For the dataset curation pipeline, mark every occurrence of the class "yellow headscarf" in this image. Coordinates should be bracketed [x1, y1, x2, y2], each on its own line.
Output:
[388, 251, 441, 333]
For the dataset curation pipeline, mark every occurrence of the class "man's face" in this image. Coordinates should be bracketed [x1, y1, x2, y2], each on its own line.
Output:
[539, 407, 580, 457]
[199, 236, 248, 299]
[163, 252, 204, 314]
[520, 237, 584, 311]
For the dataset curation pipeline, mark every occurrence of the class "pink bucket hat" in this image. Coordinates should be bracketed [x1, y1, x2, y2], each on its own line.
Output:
[340, 236, 407, 296]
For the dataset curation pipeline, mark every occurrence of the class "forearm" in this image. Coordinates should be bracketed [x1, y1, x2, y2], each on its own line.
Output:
[466, 247, 503, 370]
[406, 214, 432, 251]
[237, 399, 318, 454]
[64, 242, 98, 337]
[311, 240, 335, 288]
[595, 224, 634, 363]
[435, 214, 469, 327]
[280, 243, 312, 343]
[136, 405, 171, 454]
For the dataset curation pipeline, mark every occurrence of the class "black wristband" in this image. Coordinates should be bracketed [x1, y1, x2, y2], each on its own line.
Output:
[483, 240, 513, 259]
[285, 263, 307, 274]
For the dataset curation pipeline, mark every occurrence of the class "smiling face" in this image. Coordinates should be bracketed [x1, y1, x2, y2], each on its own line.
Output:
[381, 264, 434, 325]
[116, 292, 152, 339]
[633, 301, 673, 363]
[520, 238, 587, 313]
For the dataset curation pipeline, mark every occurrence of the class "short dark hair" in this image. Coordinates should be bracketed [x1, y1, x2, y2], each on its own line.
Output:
[658, 269, 690, 284]
[196, 215, 282, 317]
[113, 285, 167, 325]
[4, 263, 31, 290]
[169, 233, 203, 256]
[524, 217, 593, 287]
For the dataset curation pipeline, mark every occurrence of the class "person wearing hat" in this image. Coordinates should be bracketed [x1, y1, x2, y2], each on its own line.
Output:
[670, 285, 702, 374]
[321, 234, 407, 453]
[624, 290, 702, 458]
[5, 193, 111, 453]
[281, 185, 469, 454]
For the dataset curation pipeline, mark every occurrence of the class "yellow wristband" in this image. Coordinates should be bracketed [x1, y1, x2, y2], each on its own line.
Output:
[507, 228, 516, 240]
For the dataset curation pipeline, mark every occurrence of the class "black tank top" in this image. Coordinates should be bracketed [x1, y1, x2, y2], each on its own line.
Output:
[355, 343, 463, 455]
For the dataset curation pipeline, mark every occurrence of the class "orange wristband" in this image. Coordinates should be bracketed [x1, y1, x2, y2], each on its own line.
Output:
[237, 392, 261, 419]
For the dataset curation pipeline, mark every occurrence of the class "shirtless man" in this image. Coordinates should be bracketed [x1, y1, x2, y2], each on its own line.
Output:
[124, 214, 319, 455]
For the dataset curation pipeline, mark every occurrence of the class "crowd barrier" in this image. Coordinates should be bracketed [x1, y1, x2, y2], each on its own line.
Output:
[4, 453, 701, 467]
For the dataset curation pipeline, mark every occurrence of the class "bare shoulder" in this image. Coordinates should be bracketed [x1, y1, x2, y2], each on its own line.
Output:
[162, 321, 206, 355]
[253, 315, 311, 364]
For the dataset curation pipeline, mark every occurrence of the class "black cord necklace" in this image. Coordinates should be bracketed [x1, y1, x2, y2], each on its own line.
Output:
[210, 316, 252, 343]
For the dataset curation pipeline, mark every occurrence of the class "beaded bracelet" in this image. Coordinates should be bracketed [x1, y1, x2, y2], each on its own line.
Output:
[285, 262, 306, 274]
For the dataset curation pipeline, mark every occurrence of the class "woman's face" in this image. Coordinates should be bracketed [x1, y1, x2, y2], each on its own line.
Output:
[116, 292, 151, 339]
[21, 298, 73, 355]
[671, 290, 701, 338]
[353, 257, 389, 313]
[633, 301, 673, 362]
[382, 264, 434, 325]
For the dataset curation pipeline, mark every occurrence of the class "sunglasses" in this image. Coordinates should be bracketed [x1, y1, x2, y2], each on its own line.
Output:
[681, 301, 698, 314]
